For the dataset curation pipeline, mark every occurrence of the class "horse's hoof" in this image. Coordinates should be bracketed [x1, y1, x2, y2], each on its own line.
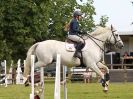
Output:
[25, 83, 29, 87]
[34, 95, 40, 99]
[103, 90, 108, 93]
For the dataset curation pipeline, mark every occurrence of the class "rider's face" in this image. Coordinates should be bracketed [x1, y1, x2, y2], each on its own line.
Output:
[77, 16, 82, 20]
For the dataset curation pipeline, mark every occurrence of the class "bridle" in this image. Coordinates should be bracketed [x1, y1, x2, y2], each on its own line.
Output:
[81, 29, 122, 53]
[108, 29, 122, 47]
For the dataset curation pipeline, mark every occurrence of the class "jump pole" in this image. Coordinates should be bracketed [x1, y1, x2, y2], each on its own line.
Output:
[63, 66, 67, 99]
[54, 54, 61, 99]
[30, 55, 44, 99]
[40, 66, 44, 99]
[0, 60, 7, 87]
[5, 60, 7, 87]
[30, 55, 35, 99]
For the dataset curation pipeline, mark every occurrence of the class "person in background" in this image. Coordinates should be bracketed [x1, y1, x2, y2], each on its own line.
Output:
[83, 68, 91, 83]
[123, 51, 129, 58]
[123, 51, 130, 64]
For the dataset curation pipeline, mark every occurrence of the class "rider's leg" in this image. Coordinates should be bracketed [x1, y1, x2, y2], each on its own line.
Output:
[74, 42, 83, 58]
[68, 35, 84, 58]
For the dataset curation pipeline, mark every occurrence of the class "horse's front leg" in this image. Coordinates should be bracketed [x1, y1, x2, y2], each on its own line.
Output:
[87, 62, 105, 84]
[97, 62, 110, 92]
[86, 62, 109, 92]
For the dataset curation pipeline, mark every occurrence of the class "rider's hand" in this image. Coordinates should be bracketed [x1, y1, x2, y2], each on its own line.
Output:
[81, 29, 87, 34]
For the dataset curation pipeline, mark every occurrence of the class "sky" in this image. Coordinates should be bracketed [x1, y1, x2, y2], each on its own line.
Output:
[77, 0, 133, 32]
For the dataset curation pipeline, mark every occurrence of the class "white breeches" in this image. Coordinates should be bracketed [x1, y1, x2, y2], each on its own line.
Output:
[68, 35, 84, 43]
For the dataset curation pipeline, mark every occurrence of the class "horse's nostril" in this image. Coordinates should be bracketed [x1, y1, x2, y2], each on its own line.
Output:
[121, 45, 124, 48]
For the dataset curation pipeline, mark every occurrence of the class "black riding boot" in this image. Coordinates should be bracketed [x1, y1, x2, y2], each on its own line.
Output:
[73, 42, 84, 58]
[73, 50, 81, 58]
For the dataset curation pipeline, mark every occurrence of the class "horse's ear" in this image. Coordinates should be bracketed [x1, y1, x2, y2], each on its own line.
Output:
[111, 24, 113, 30]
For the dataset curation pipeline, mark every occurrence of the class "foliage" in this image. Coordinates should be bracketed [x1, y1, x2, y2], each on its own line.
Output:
[99, 15, 109, 27]
[0, 0, 108, 62]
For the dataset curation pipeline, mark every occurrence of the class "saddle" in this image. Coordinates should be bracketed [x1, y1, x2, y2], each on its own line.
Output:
[65, 38, 85, 51]
[65, 39, 77, 52]
[65, 38, 86, 67]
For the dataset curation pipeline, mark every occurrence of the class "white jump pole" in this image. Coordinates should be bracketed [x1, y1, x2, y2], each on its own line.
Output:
[63, 66, 67, 99]
[16, 59, 23, 84]
[54, 54, 61, 99]
[30, 55, 35, 99]
[4, 60, 7, 87]
[40, 67, 44, 99]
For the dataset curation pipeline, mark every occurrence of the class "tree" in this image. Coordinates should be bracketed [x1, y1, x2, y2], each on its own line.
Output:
[0, 0, 108, 62]
[99, 15, 109, 27]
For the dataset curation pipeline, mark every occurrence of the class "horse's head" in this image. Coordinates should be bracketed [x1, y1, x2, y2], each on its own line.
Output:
[106, 25, 124, 49]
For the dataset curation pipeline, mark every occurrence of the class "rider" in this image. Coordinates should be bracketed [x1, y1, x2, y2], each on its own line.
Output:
[68, 10, 84, 58]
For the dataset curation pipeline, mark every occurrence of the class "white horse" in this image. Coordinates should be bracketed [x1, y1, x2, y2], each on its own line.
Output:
[23, 26, 124, 91]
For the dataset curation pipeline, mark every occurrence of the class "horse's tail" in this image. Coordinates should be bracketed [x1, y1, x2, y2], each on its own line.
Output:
[23, 42, 39, 79]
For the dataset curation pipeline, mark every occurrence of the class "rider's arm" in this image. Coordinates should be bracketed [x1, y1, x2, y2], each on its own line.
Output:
[72, 21, 81, 34]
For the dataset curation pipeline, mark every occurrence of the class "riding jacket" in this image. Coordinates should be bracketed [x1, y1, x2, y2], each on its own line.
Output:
[69, 18, 81, 35]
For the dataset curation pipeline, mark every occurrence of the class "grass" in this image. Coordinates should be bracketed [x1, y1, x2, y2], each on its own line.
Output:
[0, 83, 133, 99]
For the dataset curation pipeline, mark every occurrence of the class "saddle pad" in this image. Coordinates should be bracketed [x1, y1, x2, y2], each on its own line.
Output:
[65, 43, 76, 52]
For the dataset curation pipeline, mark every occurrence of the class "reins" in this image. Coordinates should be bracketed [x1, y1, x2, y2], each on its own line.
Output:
[81, 33, 107, 53]
[79, 29, 122, 53]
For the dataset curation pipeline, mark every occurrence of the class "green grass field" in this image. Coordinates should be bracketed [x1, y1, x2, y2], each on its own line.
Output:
[0, 83, 133, 99]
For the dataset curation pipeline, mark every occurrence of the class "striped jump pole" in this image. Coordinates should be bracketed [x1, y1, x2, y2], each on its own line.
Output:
[63, 66, 67, 99]
[0, 60, 7, 87]
[40, 66, 44, 99]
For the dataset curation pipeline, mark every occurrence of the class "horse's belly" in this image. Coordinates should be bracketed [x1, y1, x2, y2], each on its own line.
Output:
[61, 55, 81, 67]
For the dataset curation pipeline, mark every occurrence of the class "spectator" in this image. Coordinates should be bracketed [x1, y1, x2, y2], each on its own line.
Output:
[123, 51, 131, 64]
[83, 69, 91, 83]
[123, 51, 129, 58]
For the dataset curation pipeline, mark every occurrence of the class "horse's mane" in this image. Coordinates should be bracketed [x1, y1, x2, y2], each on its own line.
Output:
[91, 26, 111, 36]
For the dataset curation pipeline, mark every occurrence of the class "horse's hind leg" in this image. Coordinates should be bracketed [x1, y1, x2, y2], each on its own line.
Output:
[35, 56, 53, 68]
[24, 58, 53, 86]
[34, 61, 46, 69]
